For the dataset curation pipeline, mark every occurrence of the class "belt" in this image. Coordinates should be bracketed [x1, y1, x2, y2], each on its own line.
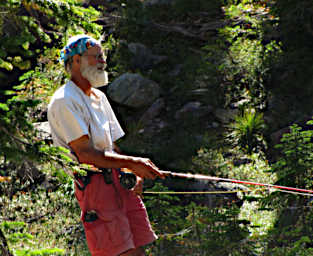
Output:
[74, 168, 113, 191]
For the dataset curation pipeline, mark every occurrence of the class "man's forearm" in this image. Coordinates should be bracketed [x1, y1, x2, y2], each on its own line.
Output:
[79, 149, 163, 179]
[77, 147, 136, 170]
[69, 135, 163, 179]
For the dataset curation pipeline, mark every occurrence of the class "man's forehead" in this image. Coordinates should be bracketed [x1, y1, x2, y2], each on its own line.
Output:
[86, 45, 103, 54]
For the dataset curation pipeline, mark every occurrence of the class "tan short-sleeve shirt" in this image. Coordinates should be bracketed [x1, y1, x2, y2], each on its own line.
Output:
[48, 80, 125, 158]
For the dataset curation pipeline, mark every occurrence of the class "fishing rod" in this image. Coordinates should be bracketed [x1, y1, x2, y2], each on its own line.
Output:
[120, 169, 313, 196]
[158, 170, 313, 195]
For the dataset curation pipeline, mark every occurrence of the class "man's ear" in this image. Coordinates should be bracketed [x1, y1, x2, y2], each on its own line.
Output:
[73, 54, 81, 65]
[71, 55, 81, 72]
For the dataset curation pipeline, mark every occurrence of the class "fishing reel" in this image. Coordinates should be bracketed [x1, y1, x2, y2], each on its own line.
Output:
[119, 168, 137, 190]
[101, 168, 137, 190]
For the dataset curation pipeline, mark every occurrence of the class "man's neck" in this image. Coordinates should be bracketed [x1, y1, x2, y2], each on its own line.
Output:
[71, 75, 92, 96]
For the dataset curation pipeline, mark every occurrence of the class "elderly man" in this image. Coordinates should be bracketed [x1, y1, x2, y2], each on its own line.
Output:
[48, 35, 164, 256]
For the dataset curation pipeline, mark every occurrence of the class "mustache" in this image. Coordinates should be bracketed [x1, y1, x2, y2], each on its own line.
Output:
[96, 63, 107, 71]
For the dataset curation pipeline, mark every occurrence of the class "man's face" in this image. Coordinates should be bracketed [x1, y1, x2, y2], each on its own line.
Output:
[80, 45, 108, 88]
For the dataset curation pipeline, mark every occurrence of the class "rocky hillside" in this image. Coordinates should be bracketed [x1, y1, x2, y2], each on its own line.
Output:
[2, 1, 313, 255]
[94, 0, 313, 170]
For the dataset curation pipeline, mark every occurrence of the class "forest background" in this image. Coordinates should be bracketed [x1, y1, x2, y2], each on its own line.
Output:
[1, 0, 313, 255]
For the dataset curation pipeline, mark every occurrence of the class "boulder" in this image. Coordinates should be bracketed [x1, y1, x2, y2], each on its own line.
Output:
[175, 101, 213, 120]
[270, 126, 291, 145]
[139, 98, 165, 124]
[213, 108, 239, 123]
[128, 43, 167, 70]
[143, 0, 174, 7]
[168, 64, 183, 77]
[107, 73, 161, 108]
[160, 177, 245, 208]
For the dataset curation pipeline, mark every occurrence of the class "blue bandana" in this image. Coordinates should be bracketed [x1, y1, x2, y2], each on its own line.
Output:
[59, 35, 100, 64]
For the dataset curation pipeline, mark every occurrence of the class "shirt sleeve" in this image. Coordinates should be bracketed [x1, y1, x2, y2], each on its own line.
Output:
[49, 98, 89, 144]
[102, 94, 125, 142]
[109, 109, 125, 142]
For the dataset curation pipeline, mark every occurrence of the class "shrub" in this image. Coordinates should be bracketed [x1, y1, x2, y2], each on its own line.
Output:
[227, 108, 266, 154]
[261, 120, 313, 254]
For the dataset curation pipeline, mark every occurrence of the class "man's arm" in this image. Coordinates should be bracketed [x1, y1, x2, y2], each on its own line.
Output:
[69, 135, 164, 179]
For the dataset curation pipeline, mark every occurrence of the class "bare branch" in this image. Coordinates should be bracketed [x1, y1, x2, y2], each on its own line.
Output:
[0, 126, 30, 147]
[151, 22, 207, 41]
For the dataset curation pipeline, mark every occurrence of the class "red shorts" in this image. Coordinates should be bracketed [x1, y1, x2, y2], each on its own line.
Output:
[75, 169, 157, 256]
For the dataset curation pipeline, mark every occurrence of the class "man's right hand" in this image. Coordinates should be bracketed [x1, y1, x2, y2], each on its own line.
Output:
[128, 157, 165, 180]
[69, 135, 165, 179]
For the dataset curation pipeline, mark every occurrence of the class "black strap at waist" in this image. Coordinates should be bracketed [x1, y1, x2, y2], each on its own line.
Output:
[74, 168, 113, 191]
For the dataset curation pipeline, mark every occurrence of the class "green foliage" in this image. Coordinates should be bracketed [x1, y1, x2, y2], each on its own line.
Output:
[266, 0, 313, 122]
[182, 204, 253, 256]
[14, 47, 64, 106]
[219, 1, 281, 109]
[145, 182, 253, 255]
[115, 0, 225, 169]
[192, 147, 228, 176]
[264, 207, 313, 255]
[228, 108, 266, 154]
[0, 0, 103, 254]
[1, 221, 65, 256]
[145, 182, 185, 232]
[15, 248, 64, 256]
[192, 146, 275, 186]
[0, 0, 103, 166]
[0, 175, 88, 255]
[272, 121, 313, 190]
[1, 0, 313, 255]
[0, 97, 42, 163]
[146, 197, 254, 255]
[260, 119, 313, 254]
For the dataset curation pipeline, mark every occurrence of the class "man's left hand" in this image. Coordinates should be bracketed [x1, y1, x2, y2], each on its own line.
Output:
[133, 176, 143, 198]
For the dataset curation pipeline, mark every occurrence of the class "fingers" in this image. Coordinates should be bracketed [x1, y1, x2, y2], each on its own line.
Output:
[133, 177, 143, 198]
[149, 168, 165, 179]
[131, 168, 154, 180]
[145, 159, 166, 179]
[131, 157, 166, 180]
[148, 159, 158, 169]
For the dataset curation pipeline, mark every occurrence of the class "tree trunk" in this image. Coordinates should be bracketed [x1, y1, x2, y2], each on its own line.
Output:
[0, 228, 13, 256]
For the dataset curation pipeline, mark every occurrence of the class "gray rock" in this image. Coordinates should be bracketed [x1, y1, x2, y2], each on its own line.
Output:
[107, 73, 161, 108]
[143, 0, 174, 6]
[168, 64, 183, 77]
[190, 88, 209, 96]
[175, 102, 201, 120]
[157, 120, 168, 129]
[162, 177, 245, 208]
[270, 127, 290, 144]
[230, 98, 250, 109]
[140, 98, 165, 124]
[213, 108, 239, 123]
[175, 102, 213, 120]
[128, 43, 167, 70]
[211, 122, 219, 128]
[143, 119, 169, 134]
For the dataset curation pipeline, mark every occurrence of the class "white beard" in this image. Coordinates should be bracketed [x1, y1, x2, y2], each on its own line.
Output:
[80, 57, 108, 88]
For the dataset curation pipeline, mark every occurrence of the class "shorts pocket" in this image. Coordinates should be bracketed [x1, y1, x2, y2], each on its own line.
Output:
[83, 218, 110, 252]
[83, 213, 132, 253]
